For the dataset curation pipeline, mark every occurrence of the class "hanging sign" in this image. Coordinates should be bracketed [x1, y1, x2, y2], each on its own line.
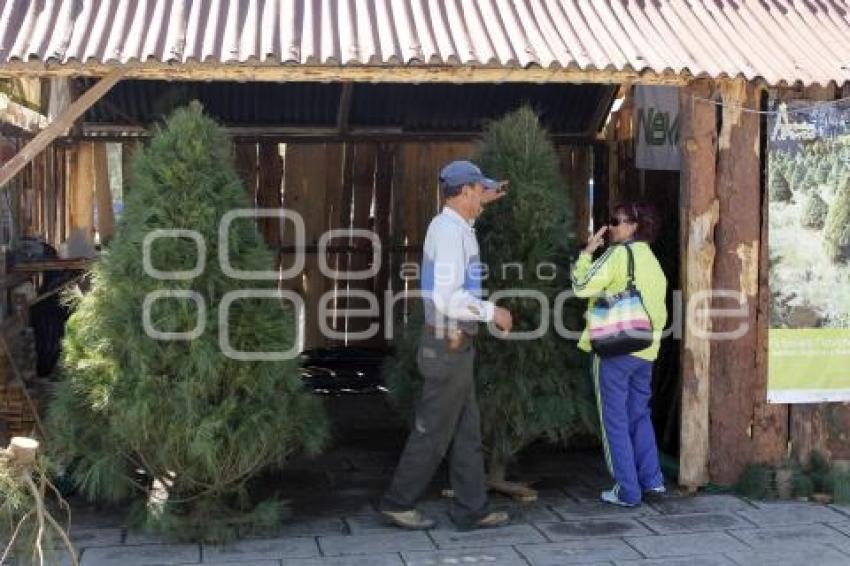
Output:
[634, 86, 680, 171]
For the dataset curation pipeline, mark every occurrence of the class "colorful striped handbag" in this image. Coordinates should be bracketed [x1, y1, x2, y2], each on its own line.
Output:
[589, 245, 654, 357]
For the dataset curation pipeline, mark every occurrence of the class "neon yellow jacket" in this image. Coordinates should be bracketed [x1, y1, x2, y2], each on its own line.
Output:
[570, 241, 668, 361]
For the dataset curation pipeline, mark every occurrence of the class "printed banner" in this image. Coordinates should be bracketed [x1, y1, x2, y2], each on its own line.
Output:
[634, 86, 680, 170]
[767, 99, 850, 403]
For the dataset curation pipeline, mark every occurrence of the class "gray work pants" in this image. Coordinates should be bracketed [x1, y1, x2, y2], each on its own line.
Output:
[381, 331, 489, 526]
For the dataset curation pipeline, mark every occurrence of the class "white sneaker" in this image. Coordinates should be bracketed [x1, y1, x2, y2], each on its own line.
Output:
[600, 485, 638, 507]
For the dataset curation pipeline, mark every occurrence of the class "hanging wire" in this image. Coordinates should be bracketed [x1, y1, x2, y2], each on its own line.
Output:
[686, 93, 850, 115]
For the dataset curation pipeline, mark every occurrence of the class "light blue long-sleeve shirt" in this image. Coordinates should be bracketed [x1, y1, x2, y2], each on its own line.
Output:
[421, 207, 495, 333]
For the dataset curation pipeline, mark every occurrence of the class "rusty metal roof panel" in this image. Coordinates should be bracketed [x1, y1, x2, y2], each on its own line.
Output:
[1, 1, 848, 86]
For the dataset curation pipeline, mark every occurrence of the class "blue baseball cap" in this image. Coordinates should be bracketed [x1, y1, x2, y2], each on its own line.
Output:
[439, 160, 500, 192]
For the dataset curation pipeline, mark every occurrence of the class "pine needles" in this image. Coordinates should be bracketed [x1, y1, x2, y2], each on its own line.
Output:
[383, 107, 597, 496]
[46, 103, 329, 542]
[473, 107, 597, 482]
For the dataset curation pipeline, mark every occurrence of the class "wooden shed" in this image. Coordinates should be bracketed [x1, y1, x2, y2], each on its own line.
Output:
[2, 0, 850, 489]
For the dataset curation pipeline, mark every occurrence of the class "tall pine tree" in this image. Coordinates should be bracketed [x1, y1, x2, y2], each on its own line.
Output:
[386, 107, 595, 496]
[473, 107, 596, 486]
[48, 103, 328, 541]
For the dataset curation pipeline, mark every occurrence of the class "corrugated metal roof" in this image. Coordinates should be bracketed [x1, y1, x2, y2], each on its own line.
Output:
[82, 80, 342, 126]
[79, 79, 614, 134]
[348, 82, 612, 132]
[1, 1, 848, 86]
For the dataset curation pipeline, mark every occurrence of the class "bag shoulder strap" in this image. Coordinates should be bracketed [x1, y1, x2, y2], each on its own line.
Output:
[623, 243, 636, 289]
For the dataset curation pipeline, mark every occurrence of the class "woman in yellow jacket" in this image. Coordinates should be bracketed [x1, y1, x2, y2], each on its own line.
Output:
[571, 202, 668, 507]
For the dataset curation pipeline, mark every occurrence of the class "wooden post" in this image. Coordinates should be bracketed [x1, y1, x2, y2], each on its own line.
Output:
[708, 79, 775, 484]
[616, 88, 637, 203]
[93, 143, 114, 242]
[69, 142, 95, 246]
[48, 78, 74, 123]
[679, 79, 718, 488]
[752, 171, 790, 465]
[8, 436, 39, 467]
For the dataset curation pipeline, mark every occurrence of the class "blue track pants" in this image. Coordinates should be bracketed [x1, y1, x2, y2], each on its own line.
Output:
[592, 353, 664, 504]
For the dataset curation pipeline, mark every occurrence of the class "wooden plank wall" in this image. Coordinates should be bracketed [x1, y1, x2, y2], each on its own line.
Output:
[229, 140, 591, 350]
[1, 138, 67, 250]
[13, 139, 593, 352]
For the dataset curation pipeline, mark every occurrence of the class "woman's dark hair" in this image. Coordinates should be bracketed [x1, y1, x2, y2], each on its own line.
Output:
[612, 201, 661, 243]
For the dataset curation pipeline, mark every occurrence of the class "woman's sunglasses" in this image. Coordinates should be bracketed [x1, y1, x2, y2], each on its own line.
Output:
[608, 216, 634, 227]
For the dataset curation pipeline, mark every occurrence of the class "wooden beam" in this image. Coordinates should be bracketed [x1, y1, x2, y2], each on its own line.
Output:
[77, 124, 593, 143]
[0, 63, 689, 86]
[0, 70, 123, 190]
[0, 93, 48, 133]
[0, 78, 42, 109]
[12, 258, 93, 273]
[337, 82, 354, 134]
[679, 79, 719, 489]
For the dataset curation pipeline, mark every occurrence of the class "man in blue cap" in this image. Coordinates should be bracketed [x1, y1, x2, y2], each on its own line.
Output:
[380, 160, 513, 531]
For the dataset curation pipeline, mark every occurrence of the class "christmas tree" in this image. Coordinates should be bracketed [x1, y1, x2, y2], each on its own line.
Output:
[47, 103, 328, 541]
[768, 165, 792, 203]
[801, 191, 828, 230]
[385, 107, 596, 498]
[824, 176, 850, 263]
[473, 107, 596, 489]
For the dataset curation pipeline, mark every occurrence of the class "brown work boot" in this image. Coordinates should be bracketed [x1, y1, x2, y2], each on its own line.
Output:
[455, 510, 510, 531]
[380, 509, 437, 530]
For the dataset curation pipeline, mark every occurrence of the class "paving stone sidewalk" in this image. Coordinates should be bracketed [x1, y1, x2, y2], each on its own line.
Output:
[14, 460, 850, 566]
[5, 398, 847, 566]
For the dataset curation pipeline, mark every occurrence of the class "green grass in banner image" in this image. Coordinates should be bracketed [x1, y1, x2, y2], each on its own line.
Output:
[769, 329, 850, 390]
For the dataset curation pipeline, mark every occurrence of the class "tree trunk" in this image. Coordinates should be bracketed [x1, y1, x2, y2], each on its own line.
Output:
[488, 453, 507, 484]
[486, 453, 537, 502]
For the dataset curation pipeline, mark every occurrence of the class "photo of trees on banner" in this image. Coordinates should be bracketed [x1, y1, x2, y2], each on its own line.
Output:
[768, 98, 850, 403]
